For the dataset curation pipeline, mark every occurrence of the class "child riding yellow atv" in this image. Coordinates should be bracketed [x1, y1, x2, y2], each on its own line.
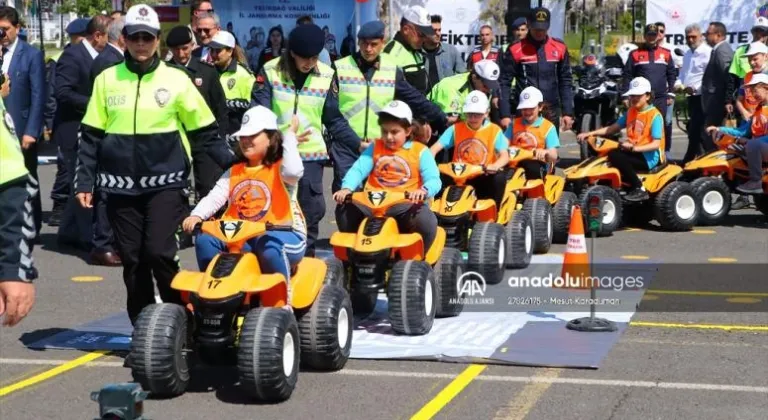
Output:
[571, 77, 699, 233]
[331, 101, 465, 335]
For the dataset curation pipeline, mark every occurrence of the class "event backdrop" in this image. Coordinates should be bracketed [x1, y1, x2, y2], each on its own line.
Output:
[646, 0, 768, 51]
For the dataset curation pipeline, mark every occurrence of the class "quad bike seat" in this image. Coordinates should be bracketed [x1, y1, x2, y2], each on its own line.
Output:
[637, 162, 668, 175]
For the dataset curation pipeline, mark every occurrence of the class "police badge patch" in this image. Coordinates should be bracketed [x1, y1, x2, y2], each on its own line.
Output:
[194, 77, 203, 87]
[242, 113, 250, 125]
[154, 88, 171, 107]
[3, 110, 16, 137]
[227, 78, 236, 90]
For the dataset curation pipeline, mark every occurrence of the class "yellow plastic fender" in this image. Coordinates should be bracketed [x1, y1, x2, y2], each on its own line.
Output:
[544, 175, 565, 204]
[289, 257, 327, 309]
[198, 253, 264, 300]
[640, 164, 683, 194]
[473, 199, 498, 222]
[496, 190, 518, 225]
[424, 227, 447, 265]
[436, 185, 478, 217]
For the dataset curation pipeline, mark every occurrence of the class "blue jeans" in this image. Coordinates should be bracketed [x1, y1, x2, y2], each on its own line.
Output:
[195, 230, 306, 282]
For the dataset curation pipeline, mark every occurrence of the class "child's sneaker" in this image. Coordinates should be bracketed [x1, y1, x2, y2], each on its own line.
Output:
[736, 180, 764, 194]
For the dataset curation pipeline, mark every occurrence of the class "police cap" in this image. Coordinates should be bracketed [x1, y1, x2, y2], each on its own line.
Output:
[358, 20, 385, 40]
[511, 17, 527, 29]
[165, 25, 194, 48]
[288, 24, 326, 58]
[66, 18, 90, 36]
[530, 7, 550, 31]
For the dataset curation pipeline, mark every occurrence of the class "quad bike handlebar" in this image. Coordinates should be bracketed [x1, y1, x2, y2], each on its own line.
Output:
[193, 219, 295, 247]
[438, 162, 487, 184]
[347, 190, 422, 216]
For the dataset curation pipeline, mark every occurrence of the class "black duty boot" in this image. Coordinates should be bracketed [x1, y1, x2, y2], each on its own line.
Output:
[624, 188, 649, 202]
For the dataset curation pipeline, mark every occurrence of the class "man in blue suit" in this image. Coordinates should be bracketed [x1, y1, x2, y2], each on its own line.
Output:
[0, 6, 45, 275]
[91, 16, 125, 81]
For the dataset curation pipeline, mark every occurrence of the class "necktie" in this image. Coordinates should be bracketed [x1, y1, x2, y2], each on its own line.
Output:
[0, 47, 7, 72]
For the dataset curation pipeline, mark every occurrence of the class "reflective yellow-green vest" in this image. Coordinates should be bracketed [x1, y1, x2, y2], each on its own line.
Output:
[429, 72, 473, 119]
[263, 57, 333, 161]
[384, 38, 428, 94]
[335, 53, 397, 141]
[219, 60, 255, 101]
[0, 100, 28, 185]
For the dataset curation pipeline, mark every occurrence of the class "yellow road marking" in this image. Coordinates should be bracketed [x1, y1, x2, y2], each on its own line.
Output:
[492, 368, 562, 420]
[708, 257, 738, 263]
[621, 255, 649, 260]
[692, 229, 716, 234]
[0, 351, 109, 397]
[622, 228, 641, 232]
[726, 297, 762, 304]
[646, 289, 768, 298]
[567, 150, 580, 155]
[641, 294, 659, 301]
[71, 275, 104, 282]
[630, 321, 768, 332]
[410, 364, 486, 419]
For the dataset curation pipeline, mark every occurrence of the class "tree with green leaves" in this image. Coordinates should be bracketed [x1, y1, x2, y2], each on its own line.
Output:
[58, 0, 162, 17]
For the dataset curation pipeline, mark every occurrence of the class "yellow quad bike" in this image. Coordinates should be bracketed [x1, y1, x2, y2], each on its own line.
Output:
[563, 136, 699, 234]
[130, 220, 353, 403]
[330, 190, 465, 335]
[504, 146, 579, 249]
[681, 133, 768, 223]
[430, 162, 534, 284]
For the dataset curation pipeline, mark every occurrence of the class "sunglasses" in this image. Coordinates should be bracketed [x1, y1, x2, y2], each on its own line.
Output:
[196, 28, 214, 34]
[195, 8, 214, 14]
[127, 32, 156, 43]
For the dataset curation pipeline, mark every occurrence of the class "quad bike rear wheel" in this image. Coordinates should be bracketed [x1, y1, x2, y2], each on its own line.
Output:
[579, 185, 622, 236]
[505, 211, 533, 269]
[467, 221, 507, 284]
[653, 181, 699, 231]
[552, 191, 578, 243]
[691, 177, 730, 225]
[522, 198, 553, 253]
[237, 307, 300, 402]
[387, 260, 437, 335]
[434, 247, 465, 317]
[130, 303, 191, 398]
[297, 284, 353, 371]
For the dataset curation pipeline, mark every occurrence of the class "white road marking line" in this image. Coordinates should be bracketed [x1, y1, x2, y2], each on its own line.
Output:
[1, 359, 765, 393]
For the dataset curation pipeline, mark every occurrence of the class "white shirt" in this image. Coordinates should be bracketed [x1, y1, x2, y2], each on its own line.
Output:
[1, 37, 19, 74]
[108, 43, 124, 56]
[679, 42, 712, 95]
[83, 39, 99, 59]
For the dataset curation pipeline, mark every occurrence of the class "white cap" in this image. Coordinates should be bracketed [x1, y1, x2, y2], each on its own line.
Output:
[231, 106, 278, 138]
[744, 73, 768, 86]
[753, 16, 768, 30]
[745, 41, 768, 56]
[517, 87, 544, 110]
[124, 4, 160, 36]
[473, 59, 500, 90]
[209, 31, 236, 49]
[378, 100, 413, 123]
[623, 77, 652, 96]
[402, 6, 435, 36]
[463, 91, 490, 114]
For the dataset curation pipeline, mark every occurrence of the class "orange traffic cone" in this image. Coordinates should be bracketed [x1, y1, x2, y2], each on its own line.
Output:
[557, 205, 591, 289]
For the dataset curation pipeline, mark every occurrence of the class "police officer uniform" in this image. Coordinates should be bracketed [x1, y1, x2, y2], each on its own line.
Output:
[165, 25, 230, 199]
[208, 31, 255, 140]
[251, 23, 361, 256]
[383, 6, 434, 94]
[429, 60, 501, 120]
[500, 7, 574, 131]
[0, 98, 38, 283]
[76, 5, 235, 324]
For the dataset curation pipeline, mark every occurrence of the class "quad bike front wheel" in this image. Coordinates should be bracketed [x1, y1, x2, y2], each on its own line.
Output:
[237, 307, 300, 402]
[467, 221, 507, 284]
[690, 177, 730, 225]
[580, 185, 622, 236]
[434, 247, 465, 317]
[552, 191, 578, 243]
[322, 257, 347, 288]
[387, 260, 437, 335]
[130, 303, 191, 398]
[523, 198, 553, 253]
[505, 211, 533, 269]
[654, 181, 699, 231]
[297, 284, 352, 371]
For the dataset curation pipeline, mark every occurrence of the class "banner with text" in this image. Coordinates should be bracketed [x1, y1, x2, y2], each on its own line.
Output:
[646, 0, 768, 51]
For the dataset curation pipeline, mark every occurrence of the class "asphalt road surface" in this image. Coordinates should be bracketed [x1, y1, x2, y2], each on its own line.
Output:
[1, 129, 766, 419]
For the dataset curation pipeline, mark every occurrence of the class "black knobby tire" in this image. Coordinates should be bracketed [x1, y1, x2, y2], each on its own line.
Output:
[690, 177, 730, 226]
[434, 247, 465, 318]
[552, 191, 577, 243]
[579, 185, 622, 236]
[756, 194, 768, 217]
[237, 307, 300, 402]
[467, 221, 507, 284]
[351, 290, 378, 318]
[296, 284, 352, 371]
[130, 303, 191, 398]
[579, 114, 594, 161]
[653, 181, 699, 231]
[522, 198, 552, 253]
[323, 257, 347, 288]
[505, 211, 533, 269]
[387, 260, 437, 335]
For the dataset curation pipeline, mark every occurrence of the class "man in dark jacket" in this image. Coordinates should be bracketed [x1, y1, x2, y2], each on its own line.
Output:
[91, 16, 125, 81]
[165, 25, 229, 200]
[499, 7, 574, 133]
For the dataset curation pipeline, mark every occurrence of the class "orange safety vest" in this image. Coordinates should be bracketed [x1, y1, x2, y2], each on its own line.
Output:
[626, 106, 664, 149]
[225, 161, 296, 226]
[509, 117, 554, 150]
[453, 121, 503, 165]
[741, 72, 762, 114]
[751, 105, 768, 137]
[367, 140, 425, 192]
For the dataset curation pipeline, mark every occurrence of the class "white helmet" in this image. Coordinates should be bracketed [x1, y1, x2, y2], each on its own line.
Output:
[617, 43, 639, 65]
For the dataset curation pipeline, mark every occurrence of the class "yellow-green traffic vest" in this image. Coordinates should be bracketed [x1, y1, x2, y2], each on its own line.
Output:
[0, 100, 28, 185]
[219, 60, 255, 101]
[384, 38, 428, 94]
[428, 72, 473, 119]
[263, 57, 334, 161]
[334, 54, 397, 141]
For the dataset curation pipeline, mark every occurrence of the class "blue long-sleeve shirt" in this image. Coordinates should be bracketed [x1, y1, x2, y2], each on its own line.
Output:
[718, 119, 768, 143]
[341, 141, 442, 197]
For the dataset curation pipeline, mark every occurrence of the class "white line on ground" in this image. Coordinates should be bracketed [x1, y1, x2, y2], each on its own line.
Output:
[1, 358, 766, 393]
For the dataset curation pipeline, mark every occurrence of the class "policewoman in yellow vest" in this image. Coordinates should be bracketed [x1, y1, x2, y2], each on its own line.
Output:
[383, 5, 434, 94]
[0, 82, 38, 327]
[207, 30, 255, 140]
[429, 59, 503, 122]
[251, 23, 361, 256]
[333, 20, 446, 193]
[75, 4, 235, 325]
[577, 77, 664, 202]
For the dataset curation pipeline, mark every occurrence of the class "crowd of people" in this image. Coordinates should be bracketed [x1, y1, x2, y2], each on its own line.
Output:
[0, 1, 765, 329]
